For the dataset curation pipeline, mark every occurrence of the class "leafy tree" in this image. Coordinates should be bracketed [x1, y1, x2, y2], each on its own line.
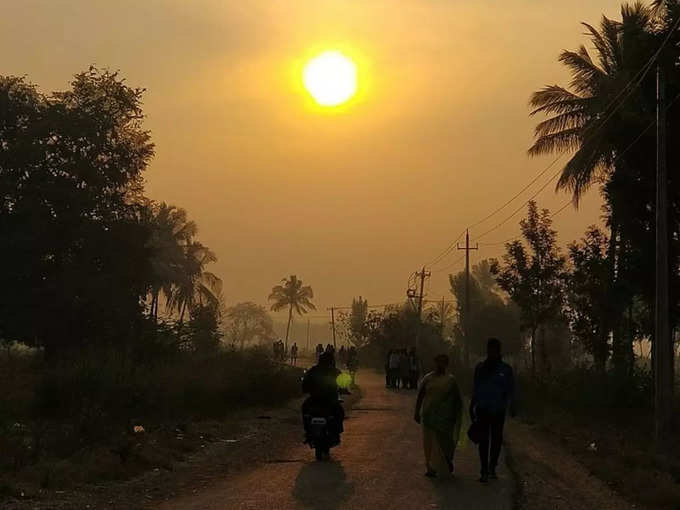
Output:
[528, 2, 680, 371]
[449, 259, 522, 360]
[361, 304, 447, 370]
[0, 68, 155, 357]
[493, 202, 566, 377]
[186, 303, 222, 354]
[566, 227, 613, 372]
[224, 302, 274, 350]
[268, 275, 316, 349]
[349, 296, 369, 347]
[426, 298, 455, 338]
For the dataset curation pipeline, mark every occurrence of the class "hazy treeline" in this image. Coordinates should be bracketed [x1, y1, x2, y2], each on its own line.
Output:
[0, 69, 303, 492]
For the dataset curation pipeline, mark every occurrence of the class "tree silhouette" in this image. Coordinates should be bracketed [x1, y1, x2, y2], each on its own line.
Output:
[493, 202, 566, 377]
[268, 275, 316, 350]
[225, 302, 274, 350]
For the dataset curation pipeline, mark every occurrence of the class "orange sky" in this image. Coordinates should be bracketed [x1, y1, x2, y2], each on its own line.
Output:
[1, 1, 626, 320]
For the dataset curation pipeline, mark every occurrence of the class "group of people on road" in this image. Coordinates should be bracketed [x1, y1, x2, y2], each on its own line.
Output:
[272, 340, 299, 365]
[414, 337, 515, 484]
[385, 348, 419, 389]
[301, 335, 515, 485]
[272, 339, 286, 361]
[315, 343, 358, 372]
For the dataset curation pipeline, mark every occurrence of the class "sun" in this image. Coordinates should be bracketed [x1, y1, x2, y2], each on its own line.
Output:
[303, 51, 357, 107]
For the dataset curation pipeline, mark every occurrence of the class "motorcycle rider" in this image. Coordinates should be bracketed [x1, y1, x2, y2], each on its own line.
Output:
[301, 351, 345, 440]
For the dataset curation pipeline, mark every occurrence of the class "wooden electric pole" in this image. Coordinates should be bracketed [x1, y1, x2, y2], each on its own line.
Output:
[416, 267, 431, 318]
[306, 318, 310, 353]
[407, 268, 430, 372]
[655, 64, 673, 445]
[328, 307, 337, 349]
[458, 229, 479, 368]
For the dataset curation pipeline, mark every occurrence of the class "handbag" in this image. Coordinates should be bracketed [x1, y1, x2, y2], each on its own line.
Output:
[467, 420, 485, 445]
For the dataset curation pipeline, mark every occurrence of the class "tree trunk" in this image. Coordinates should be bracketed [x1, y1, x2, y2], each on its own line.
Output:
[530, 327, 537, 379]
[151, 290, 159, 322]
[627, 303, 635, 375]
[539, 325, 551, 375]
[285, 304, 293, 351]
[179, 299, 187, 324]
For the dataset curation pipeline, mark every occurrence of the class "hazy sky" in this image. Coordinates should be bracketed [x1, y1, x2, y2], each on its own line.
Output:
[1, 0, 626, 320]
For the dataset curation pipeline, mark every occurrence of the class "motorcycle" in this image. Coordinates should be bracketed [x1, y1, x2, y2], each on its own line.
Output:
[302, 393, 347, 461]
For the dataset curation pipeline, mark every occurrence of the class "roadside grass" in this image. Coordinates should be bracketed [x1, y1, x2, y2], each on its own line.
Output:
[517, 370, 680, 510]
[0, 345, 303, 500]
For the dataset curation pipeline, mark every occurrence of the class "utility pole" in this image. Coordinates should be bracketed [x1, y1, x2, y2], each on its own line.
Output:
[416, 267, 431, 318]
[439, 296, 446, 337]
[458, 229, 479, 368]
[328, 307, 337, 349]
[306, 318, 310, 354]
[407, 268, 430, 371]
[655, 64, 673, 445]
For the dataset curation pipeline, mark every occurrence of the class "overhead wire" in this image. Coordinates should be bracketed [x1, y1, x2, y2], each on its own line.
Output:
[423, 17, 680, 267]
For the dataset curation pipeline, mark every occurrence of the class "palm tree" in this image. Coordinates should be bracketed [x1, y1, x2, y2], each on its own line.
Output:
[168, 241, 222, 324]
[146, 202, 222, 324]
[268, 275, 316, 349]
[147, 202, 198, 320]
[528, 3, 656, 203]
[528, 4, 661, 372]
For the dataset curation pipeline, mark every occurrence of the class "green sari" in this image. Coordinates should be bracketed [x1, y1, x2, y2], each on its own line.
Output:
[421, 373, 463, 472]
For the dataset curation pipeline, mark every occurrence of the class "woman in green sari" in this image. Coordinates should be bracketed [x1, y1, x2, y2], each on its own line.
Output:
[414, 354, 463, 478]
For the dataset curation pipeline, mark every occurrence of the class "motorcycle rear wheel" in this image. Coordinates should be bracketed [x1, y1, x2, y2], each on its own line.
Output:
[315, 445, 325, 461]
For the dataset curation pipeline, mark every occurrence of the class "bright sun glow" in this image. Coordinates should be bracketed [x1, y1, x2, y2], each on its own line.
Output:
[303, 51, 357, 107]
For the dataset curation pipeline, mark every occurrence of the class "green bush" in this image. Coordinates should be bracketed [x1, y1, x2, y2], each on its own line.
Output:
[30, 346, 302, 447]
[516, 365, 652, 418]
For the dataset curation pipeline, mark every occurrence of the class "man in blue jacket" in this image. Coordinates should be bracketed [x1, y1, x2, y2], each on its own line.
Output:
[470, 337, 515, 483]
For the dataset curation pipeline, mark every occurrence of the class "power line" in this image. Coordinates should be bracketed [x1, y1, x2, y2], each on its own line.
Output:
[468, 153, 565, 231]
[432, 253, 465, 274]
[478, 199, 573, 247]
[423, 18, 680, 268]
[472, 170, 563, 242]
[426, 229, 467, 268]
[474, 89, 680, 246]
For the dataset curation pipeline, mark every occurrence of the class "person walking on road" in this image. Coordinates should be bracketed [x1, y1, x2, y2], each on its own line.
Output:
[388, 349, 401, 389]
[399, 349, 410, 389]
[290, 342, 299, 365]
[414, 354, 463, 479]
[470, 337, 515, 483]
[408, 347, 419, 390]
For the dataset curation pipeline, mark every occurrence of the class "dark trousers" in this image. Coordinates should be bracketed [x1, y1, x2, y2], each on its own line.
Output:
[409, 370, 419, 389]
[477, 410, 505, 474]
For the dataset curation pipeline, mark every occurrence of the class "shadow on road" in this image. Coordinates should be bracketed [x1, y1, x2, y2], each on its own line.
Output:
[431, 476, 512, 510]
[293, 460, 355, 510]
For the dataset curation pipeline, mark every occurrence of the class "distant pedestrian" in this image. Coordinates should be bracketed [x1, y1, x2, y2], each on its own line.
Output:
[470, 337, 515, 483]
[338, 345, 348, 368]
[347, 346, 358, 384]
[408, 348, 419, 389]
[315, 343, 324, 362]
[388, 349, 401, 388]
[414, 354, 463, 478]
[291, 342, 299, 365]
[399, 349, 410, 389]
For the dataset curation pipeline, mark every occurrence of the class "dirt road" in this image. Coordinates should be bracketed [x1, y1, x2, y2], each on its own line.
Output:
[157, 371, 513, 510]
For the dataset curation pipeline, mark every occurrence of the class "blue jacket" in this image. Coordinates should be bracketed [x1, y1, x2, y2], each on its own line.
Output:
[472, 359, 514, 415]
